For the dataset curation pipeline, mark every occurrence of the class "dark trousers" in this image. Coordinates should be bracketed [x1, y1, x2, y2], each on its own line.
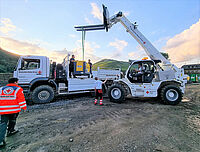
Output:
[0, 113, 19, 143]
[135, 73, 143, 82]
[69, 67, 74, 78]
[95, 89, 103, 100]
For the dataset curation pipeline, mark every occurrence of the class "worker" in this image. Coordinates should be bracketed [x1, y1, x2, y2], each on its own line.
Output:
[0, 78, 27, 148]
[135, 64, 143, 82]
[94, 77, 107, 105]
[135, 64, 142, 73]
[88, 59, 92, 76]
[69, 55, 75, 78]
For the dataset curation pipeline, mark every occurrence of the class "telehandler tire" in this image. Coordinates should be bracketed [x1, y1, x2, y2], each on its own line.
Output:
[160, 85, 182, 105]
[108, 84, 125, 103]
[32, 85, 54, 104]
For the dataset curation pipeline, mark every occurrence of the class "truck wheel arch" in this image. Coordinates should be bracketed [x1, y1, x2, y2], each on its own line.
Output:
[158, 81, 181, 94]
[159, 81, 181, 89]
[30, 78, 57, 92]
[114, 80, 131, 96]
[108, 80, 131, 99]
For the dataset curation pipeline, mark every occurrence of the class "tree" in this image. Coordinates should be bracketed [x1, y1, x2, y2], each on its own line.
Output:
[161, 52, 169, 60]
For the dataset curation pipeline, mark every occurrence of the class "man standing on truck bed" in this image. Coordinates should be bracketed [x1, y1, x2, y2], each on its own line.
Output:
[69, 55, 75, 78]
[88, 59, 93, 77]
[0, 78, 27, 148]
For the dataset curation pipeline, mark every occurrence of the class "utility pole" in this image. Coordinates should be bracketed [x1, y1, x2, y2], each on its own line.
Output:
[82, 30, 86, 61]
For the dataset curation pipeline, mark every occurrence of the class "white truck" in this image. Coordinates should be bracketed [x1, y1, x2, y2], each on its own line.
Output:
[13, 54, 120, 104]
[75, 5, 187, 105]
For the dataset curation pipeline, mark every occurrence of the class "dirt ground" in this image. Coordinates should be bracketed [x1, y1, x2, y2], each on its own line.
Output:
[1, 84, 200, 152]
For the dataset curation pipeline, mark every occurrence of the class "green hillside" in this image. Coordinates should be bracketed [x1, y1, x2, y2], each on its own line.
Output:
[0, 48, 19, 73]
[93, 59, 129, 72]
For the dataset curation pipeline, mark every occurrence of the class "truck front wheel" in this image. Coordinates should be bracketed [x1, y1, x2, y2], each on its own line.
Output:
[160, 85, 182, 105]
[32, 85, 55, 104]
[108, 84, 125, 103]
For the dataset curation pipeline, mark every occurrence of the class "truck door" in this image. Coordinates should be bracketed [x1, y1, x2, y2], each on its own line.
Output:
[16, 57, 45, 84]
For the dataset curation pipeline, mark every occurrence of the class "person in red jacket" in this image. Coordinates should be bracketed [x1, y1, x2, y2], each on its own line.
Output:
[0, 78, 27, 148]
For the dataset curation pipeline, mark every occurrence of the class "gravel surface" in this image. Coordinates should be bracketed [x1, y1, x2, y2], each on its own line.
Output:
[1, 84, 200, 152]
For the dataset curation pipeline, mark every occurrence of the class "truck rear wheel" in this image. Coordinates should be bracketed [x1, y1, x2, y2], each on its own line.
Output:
[108, 84, 125, 103]
[160, 85, 182, 105]
[32, 85, 54, 104]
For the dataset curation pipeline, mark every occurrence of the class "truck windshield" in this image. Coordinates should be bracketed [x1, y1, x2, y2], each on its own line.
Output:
[21, 59, 40, 70]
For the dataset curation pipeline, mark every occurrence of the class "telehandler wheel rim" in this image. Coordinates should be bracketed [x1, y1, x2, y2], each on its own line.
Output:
[38, 90, 50, 100]
[166, 89, 178, 102]
[111, 88, 122, 99]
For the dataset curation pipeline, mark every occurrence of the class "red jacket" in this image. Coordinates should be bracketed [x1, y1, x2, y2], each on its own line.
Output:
[0, 83, 27, 115]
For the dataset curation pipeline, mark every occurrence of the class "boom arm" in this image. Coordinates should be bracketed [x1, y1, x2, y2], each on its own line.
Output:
[109, 13, 170, 65]
[75, 5, 186, 83]
[75, 5, 179, 71]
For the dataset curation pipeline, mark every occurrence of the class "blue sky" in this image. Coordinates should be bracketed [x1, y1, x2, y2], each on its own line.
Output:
[0, 0, 200, 67]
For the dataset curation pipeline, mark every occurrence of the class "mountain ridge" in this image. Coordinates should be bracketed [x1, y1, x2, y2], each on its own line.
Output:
[0, 48, 19, 73]
[0, 48, 129, 73]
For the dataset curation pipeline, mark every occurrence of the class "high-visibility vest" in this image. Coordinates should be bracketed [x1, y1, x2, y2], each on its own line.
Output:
[0, 83, 27, 115]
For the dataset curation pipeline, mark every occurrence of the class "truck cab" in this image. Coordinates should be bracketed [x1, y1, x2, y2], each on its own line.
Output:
[14, 56, 50, 95]
[14, 56, 50, 84]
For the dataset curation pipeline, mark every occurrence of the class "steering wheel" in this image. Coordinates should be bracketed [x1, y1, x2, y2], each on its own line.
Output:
[129, 70, 137, 77]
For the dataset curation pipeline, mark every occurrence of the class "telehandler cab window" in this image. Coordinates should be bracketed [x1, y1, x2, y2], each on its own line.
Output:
[21, 59, 40, 70]
[142, 62, 154, 72]
[127, 63, 142, 83]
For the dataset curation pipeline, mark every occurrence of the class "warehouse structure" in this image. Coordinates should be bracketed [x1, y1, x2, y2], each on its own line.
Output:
[182, 64, 200, 83]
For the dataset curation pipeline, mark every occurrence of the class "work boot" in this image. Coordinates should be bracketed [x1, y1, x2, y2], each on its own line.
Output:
[94, 99, 97, 105]
[99, 100, 103, 105]
[0, 140, 6, 148]
[7, 130, 19, 137]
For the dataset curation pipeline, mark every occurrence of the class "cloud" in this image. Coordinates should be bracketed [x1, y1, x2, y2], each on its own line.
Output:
[153, 37, 170, 46]
[90, 3, 102, 22]
[68, 34, 77, 38]
[84, 17, 94, 24]
[123, 11, 130, 16]
[163, 19, 200, 63]
[0, 18, 16, 35]
[0, 36, 101, 63]
[109, 39, 128, 58]
[0, 37, 47, 55]
[70, 40, 101, 62]
[128, 42, 148, 60]
[128, 52, 135, 58]
[128, 51, 146, 60]
[109, 39, 128, 51]
[0, 36, 68, 62]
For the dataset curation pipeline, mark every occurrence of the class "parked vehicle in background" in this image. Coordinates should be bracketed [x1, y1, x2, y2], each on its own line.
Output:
[182, 64, 200, 83]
